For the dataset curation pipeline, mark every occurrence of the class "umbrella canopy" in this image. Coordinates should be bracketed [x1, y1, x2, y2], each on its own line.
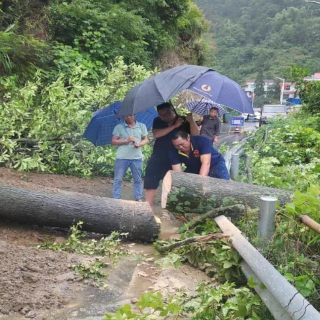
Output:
[83, 101, 157, 146]
[117, 65, 210, 117]
[188, 71, 253, 114]
[118, 66, 254, 117]
[185, 99, 227, 117]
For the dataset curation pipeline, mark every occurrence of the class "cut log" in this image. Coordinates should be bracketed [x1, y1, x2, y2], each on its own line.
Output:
[161, 171, 292, 216]
[0, 185, 160, 242]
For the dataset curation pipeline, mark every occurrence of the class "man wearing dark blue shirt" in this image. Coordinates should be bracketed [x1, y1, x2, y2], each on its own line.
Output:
[144, 103, 199, 208]
[169, 131, 230, 179]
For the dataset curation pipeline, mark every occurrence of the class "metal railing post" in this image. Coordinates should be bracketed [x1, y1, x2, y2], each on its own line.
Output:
[230, 153, 239, 180]
[258, 196, 277, 239]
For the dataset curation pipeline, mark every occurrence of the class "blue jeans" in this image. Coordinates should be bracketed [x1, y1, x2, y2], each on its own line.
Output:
[113, 158, 143, 200]
[209, 161, 230, 180]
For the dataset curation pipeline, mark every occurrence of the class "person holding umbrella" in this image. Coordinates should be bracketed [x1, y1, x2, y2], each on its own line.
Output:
[144, 102, 199, 209]
[169, 131, 229, 180]
[197, 106, 221, 144]
[112, 114, 148, 201]
[185, 100, 226, 145]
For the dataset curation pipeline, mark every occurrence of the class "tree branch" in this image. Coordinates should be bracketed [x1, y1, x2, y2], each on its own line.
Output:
[178, 204, 245, 233]
[156, 233, 230, 253]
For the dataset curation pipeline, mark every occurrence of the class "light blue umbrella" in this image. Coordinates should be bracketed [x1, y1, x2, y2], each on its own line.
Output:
[188, 71, 253, 114]
[185, 99, 227, 116]
[83, 101, 157, 146]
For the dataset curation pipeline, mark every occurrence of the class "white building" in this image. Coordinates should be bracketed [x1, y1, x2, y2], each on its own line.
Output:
[242, 73, 320, 101]
[242, 79, 275, 98]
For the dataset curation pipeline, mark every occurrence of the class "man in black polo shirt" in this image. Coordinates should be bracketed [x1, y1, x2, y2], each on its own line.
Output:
[169, 131, 229, 179]
[144, 103, 199, 208]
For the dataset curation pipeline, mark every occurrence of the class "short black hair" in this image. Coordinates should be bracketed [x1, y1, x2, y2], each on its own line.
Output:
[210, 107, 219, 112]
[157, 102, 173, 111]
[172, 131, 188, 140]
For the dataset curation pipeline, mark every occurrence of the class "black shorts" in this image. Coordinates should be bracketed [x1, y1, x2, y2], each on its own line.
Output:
[144, 154, 172, 190]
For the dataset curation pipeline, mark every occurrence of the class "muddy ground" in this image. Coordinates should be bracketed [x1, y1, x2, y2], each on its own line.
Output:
[0, 168, 210, 320]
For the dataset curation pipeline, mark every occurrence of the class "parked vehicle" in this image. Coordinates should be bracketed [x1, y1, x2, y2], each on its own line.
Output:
[261, 104, 287, 124]
[245, 113, 260, 122]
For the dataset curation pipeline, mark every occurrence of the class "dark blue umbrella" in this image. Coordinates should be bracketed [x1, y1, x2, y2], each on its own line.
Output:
[188, 71, 253, 114]
[118, 65, 253, 117]
[117, 65, 210, 117]
[185, 99, 227, 116]
[83, 101, 157, 146]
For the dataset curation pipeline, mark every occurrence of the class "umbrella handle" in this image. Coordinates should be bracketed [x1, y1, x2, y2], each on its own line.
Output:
[169, 100, 180, 117]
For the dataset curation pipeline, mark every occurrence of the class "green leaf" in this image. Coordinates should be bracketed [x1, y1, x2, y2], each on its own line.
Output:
[247, 276, 258, 288]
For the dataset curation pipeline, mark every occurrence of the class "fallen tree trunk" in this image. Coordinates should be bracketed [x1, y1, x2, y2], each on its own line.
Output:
[161, 171, 292, 216]
[0, 185, 160, 242]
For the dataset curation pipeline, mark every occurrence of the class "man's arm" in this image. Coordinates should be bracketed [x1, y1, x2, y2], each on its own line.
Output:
[186, 113, 200, 136]
[153, 117, 184, 138]
[172, 164, 182, 172]
[111, 135, 135, 146]
[213, 119, 221, 144]
[199, 153, 211, 176]
[134, 135, 148, 148]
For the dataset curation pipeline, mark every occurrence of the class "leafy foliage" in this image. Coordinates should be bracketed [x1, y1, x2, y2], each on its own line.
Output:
[285, 64, 320, 115]
[240, 115, 320, 191]
[104, 291, 182, 320]
[196, 0, 320, 82]
[0, 58, 152, 177]
[49, 1, 155, 68]
[0, 26, 47, 75]
[38, 221, 127, 262]
[155, 220, 243, 283]
[1, 0, 212, 78]
[106, 218, 270, 319]
[238, 112, 320, 308]
[72, 259, 109, 287]
[104, 281, 268, 320]
[240, 192, 320, 307]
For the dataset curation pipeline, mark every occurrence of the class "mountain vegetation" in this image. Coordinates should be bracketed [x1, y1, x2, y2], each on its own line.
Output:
[0, 0, 213, 176]
[0, 0, 212, 79]
[196, 0, 320, 82]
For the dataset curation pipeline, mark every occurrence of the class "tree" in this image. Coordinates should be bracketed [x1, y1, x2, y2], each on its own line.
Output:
[254, 69, 265, 97]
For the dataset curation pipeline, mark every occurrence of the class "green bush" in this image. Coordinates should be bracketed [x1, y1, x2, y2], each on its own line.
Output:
[0, 57, 152, 177]
[241, 116, 320, 191]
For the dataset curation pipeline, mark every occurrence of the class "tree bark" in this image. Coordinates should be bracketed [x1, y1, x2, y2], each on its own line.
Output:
[161, 171, 292, 216]
[0, 185, 160, 242]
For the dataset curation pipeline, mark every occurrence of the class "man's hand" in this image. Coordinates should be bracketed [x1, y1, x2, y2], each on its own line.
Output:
[185, 113, 194, 123]
[174, 117, 184, 128]
[213, 137, 218, 144]
[133, 142, 141, 148]
[127, 136, 135, 143]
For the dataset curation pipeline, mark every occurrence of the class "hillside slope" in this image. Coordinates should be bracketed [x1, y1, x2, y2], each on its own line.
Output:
[196, 0, 320, 82]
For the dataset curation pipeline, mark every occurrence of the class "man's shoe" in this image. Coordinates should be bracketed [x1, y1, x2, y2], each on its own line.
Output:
[136, 199, 142, 202]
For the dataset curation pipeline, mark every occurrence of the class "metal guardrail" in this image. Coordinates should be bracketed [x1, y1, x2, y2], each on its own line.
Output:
[214, 215, 320, 320]
[224, 137, 249, 172]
